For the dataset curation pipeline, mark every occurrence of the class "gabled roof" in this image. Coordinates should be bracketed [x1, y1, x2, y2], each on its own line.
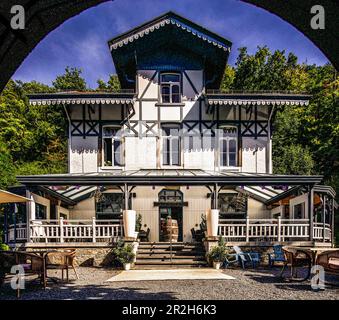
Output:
[108, 11, 232, 89]
[108, 11, 232, 51]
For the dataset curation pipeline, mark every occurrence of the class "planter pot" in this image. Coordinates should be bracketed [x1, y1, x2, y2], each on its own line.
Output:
[206, 209, 219, 237]
[213, 261, 221, 270]
[123, 210, 137, 238]
[123, 263, 131, 271]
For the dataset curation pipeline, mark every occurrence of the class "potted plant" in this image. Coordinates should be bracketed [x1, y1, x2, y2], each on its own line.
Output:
[135, 214, 142, 232]
[208, 245, 227, 269]
[113, 241, 136, 271]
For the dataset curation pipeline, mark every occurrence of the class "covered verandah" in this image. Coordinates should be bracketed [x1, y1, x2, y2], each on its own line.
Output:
[4, 170, 336, 246]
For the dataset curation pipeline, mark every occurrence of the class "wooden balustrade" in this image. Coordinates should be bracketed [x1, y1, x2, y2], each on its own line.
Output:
[218, 218, 331, 242]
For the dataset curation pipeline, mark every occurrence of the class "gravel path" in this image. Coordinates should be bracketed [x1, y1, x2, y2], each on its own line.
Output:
[0, 267, 338, 300]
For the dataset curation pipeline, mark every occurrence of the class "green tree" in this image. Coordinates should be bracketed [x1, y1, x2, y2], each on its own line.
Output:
[53, 66, 87, 91]
[96, 74, 121, 91]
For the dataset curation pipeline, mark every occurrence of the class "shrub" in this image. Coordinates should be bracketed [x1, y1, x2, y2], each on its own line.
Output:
[112, 241, 135, 265]
[0, 243, 9, 251]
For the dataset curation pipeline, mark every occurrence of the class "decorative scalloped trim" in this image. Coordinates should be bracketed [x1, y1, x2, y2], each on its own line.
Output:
[110, 18, 230, 52]
[30, 99, 134, 106]
[207, 100, 309, 106]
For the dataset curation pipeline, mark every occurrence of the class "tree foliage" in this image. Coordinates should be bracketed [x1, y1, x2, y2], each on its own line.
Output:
[52, 66, 87, 91]
[96, 74, 121, 91]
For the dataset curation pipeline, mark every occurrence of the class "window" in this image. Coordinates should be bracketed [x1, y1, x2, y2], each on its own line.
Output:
[160, 73, 181, 103]
[294, 203, 305, 219]
[218, 192, 247, 219]
[162, 125, 181, 166]
[102, 126, 124, 167]
[96, 193, 125, 220]
[35, 203, 47, 220]
[219, 126, 238, 167]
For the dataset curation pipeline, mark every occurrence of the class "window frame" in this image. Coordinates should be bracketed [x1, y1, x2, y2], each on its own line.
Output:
[102, 125, 125, 168]
[161, 124, 182, 167]
[219, 126, 238, 168]
[160, 72, 181, 104]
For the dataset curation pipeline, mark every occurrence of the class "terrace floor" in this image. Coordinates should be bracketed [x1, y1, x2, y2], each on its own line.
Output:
[0, 266, 338, 300]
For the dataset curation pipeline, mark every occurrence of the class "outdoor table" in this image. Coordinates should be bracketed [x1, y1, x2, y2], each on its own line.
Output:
[282, 246, 338, 281]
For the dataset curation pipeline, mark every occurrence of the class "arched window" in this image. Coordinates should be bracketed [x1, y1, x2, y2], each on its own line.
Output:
[160, 73, 181, 103]
[219, 126, 238, 167]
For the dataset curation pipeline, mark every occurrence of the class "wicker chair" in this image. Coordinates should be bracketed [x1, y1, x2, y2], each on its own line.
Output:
[45, 250, 79, 282]
[316, 250, 339, 274]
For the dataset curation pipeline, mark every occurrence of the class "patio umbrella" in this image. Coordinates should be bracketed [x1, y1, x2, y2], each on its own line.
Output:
[0, 190, 31, 204]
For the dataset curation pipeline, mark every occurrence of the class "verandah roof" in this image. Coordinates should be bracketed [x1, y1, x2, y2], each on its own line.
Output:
[17, 169, 323, 186]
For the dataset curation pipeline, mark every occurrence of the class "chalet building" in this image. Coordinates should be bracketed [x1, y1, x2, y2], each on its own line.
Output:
[3, 12, 336, 265]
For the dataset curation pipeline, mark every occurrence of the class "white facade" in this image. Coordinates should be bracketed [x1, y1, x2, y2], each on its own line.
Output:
[68, 69, 271, 175]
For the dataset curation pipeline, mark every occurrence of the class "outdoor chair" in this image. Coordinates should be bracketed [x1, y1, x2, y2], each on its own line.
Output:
[268, 245, 286, 267]
[280, 248, 311, 282]
[138, 228, 150, 242]
[191, 228, 204, 242]
[45, 249, 79, 282]
[0, 251, 46, 298]
[222, 253, 239, 269]
[316, 250, 339, 275]
[233, 246, 261, 269]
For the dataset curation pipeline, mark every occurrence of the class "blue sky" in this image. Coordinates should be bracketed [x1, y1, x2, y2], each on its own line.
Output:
[13, 0, 329, 88]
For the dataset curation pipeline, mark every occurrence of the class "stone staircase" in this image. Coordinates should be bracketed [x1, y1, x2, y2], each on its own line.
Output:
[135, 242, 208, 268]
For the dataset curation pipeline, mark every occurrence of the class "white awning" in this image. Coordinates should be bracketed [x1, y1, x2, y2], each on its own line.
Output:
[0, 190, 31, 204]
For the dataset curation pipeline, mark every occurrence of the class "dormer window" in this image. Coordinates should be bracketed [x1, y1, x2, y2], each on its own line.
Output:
[102, 126, 124, 167]
[160, 73, 181, 103]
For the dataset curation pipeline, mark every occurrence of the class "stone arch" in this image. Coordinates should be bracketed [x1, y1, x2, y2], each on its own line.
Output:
[0, 0, 337, 92]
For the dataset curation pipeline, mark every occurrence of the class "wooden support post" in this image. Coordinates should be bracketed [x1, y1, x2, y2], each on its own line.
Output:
[59, 217, 64, 243]
[308, 186, 314, 241]
[246, 216, 250, 243]
[4, 208, 8, 244]
[332, 198, 335, 246]
[124, 183, 129, 210]
[323, 195, 326, 242]
[277, 216, 282, 242]
[92, 217, 96, 243]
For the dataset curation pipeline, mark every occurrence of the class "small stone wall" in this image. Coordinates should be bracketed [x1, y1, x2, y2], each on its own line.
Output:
[22, 244, 118, 267]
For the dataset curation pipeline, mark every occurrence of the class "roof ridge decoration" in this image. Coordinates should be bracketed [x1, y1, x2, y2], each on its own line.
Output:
[109, 14, 231, 53]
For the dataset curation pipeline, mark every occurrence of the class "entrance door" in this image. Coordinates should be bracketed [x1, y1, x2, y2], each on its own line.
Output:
[158, 189, 184, 242]
[159, 206, 183, 242]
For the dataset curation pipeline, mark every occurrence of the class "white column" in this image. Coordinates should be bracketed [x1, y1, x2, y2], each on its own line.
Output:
[26, 190, 35, 243]
[277, 216, 282, 242]
[206, 209, 219, 237]
[59, 217, 64, 243]
[246, 217, 250, 242]
[92, 217, 96, 243]
[123, 210, 137, 239]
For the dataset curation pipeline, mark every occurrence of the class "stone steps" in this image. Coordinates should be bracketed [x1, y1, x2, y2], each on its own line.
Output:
[135, 242, 207, 268]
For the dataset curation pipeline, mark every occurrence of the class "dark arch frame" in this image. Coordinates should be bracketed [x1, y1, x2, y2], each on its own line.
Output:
[0, 0, 337, 92]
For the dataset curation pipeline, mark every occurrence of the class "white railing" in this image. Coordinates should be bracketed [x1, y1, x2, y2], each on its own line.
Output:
[313, 222, 332, 241]
[8, 223, 27, 242]
[218, 218, 318, 242]
[28, 218, 123, 243]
